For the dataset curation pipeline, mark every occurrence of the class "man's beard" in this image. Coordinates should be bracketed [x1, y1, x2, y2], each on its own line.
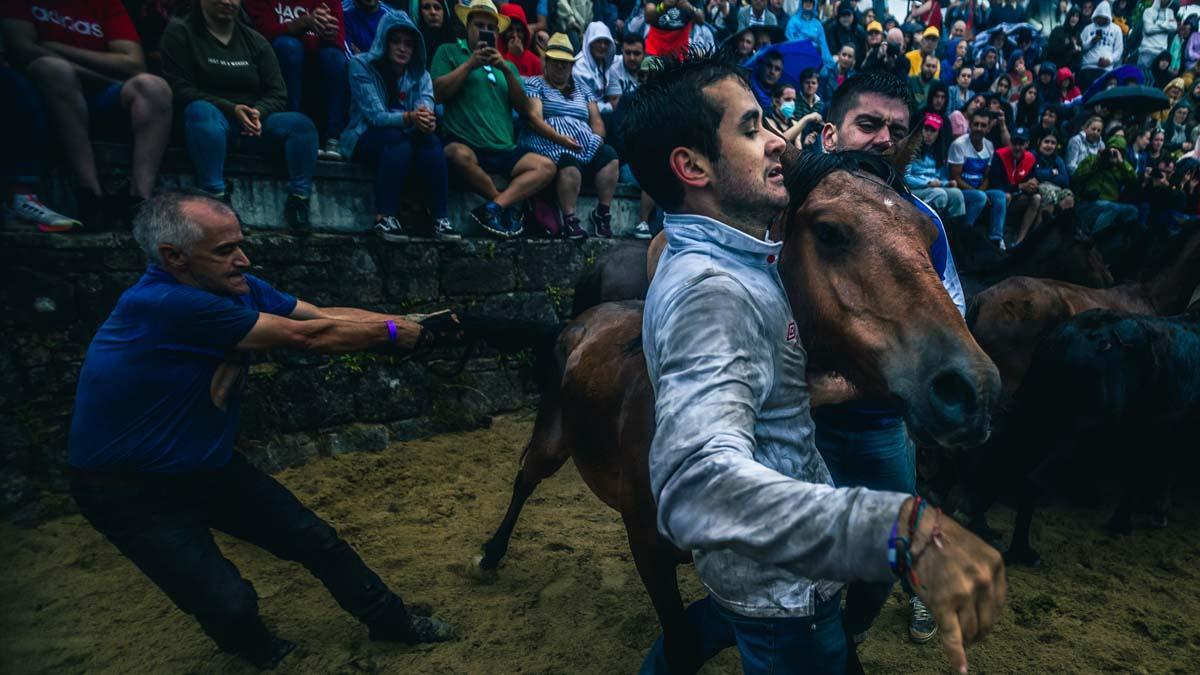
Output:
[713, 162, 785, 233]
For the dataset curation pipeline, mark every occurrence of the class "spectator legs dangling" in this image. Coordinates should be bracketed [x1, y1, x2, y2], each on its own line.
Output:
[119, 74, 173, 200]
[182, 101, 233, 197]
[25, 57, 103, 200]
[272, 36, 306, 114]
[317, 46, 350, 146]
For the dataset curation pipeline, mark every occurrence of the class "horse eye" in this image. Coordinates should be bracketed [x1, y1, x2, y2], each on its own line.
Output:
[813, 222, 848, 248]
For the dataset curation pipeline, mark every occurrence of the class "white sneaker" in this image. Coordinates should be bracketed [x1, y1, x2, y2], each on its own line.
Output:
[318, 138, 343, 161]
[9, 194, 81, 232]
[434, 218, 462, 240]
[632, 221, 652, 239]
[374, 215, 409, 242]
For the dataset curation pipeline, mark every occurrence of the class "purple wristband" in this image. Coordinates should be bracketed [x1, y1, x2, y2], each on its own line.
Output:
[386, 320, 398, 344]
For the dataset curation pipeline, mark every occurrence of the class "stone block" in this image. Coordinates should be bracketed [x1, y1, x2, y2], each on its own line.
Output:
[318, 423, 390, 456]
[239, 433, 320, 473]
[472, 292, 561, 325]
[352, 361, 426, 422]
[440, 256, 517, 296]
[386, 416, 434, 441]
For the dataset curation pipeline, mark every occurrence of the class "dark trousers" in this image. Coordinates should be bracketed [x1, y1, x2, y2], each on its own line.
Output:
[69, 453, 407, 654]
[354, 126, 449, 219]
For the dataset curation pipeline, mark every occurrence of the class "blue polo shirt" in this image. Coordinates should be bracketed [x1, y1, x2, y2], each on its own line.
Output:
[68, 266, 297, 474]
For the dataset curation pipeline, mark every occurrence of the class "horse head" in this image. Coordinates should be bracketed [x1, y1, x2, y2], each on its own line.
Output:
[778, 147, 1001, 449]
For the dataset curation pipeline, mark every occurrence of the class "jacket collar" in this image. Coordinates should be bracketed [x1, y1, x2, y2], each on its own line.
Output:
[663, 212, 783, 267]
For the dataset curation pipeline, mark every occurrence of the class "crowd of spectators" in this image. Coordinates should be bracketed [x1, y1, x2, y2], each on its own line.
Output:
[2, 0, 1200, 251]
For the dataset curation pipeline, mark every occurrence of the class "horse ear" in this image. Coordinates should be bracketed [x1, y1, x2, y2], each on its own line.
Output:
[889, 129, 923, 175]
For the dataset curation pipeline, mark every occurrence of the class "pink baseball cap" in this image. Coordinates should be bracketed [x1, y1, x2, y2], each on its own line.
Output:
[923, 112, 943, 131]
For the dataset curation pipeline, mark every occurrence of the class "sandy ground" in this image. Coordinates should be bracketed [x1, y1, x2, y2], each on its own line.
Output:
[3, 412, 1200, 674]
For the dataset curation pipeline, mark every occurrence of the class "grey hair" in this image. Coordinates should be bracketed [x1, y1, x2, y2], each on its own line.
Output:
[132, 190, 233, 264]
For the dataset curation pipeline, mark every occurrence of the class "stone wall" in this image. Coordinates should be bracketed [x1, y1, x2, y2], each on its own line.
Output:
[0, 229, 617, 514]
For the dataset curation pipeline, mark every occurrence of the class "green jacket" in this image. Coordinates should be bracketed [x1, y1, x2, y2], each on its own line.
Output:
[160, 17, 287, 117]
[1071, 154, 1137, 202]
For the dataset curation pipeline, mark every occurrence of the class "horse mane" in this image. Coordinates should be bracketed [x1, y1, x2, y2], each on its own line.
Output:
[783, 150, 911, 226]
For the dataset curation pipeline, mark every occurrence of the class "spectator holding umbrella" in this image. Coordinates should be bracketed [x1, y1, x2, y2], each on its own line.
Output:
[340, 11, 458, 241]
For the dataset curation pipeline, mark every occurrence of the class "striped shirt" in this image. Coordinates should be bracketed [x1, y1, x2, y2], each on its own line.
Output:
[520, 75, 602, 163]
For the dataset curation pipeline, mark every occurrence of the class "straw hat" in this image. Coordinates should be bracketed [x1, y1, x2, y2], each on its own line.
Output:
[454, 0, 511, 34]
[544, 32, 575, 61]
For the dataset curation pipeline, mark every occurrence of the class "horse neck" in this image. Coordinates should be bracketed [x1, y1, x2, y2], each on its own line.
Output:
[1145, 227, 1200, 314]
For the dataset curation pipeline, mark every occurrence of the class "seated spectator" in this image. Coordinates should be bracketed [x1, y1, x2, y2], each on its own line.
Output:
[161, 0, 319, 229]
[947, 65, 974, 116]
[502, 0, 548, 37]
[988, 73, 1012, 103]
[1163, 102, 1195, 155]
[1035, 60, 1058, 104]
[433, 0, 556, 237]
[785, 0, 832, 65]
[1045, 7, 1082, 71]
[344, 0, 401, 55]
[737, 0, 776, 30]
[1154, 77, 1186, 123]
[411, 0, 456, 63]
[1012, 84, 1041, 129]
[988, 127, 1042, 248]
[940, 38, 968, 86]
[972, 46, 1001, 91]
[1030, 104, 1060, 146]
[949, 109, 1008, 250]
[1127, 127, 1152, 176]
[922, 80, 949, 121]
[0, 63, 79, 231]
[499, 4, 543, 77]
[1007, 50, 1031, 97]
[128, 0, 194, 74]
[722, 27, 757, 61]
[1072, 139, 1141, 241]
[763, 82, 821, 147]
[1058, 66, 1081, 108]
[909, 53, 939, 108]
[606, 32, 643, 109]
[341, 12, 457, 241]
[905, 25, 939, 78]
[1147, 128, 1167, 167]
[1, 0, 172, 228]
[825, 2, 862, 57]
[904, 113, 967, 224]
[246, 0, 349, 160]
[520, 33, 618, 238]
[821, 43, 856, 103]
[949, 92, 985, 137]
[643, 0, 702, 59]
[795, 67, 822, 117]
[575, 22, 615, 114]
[857, 20, 885, 70]
[1033, 131, 1075, 221]
[750, 49, 783, 110]
[1066, 115, 1105, 173]
[1078, 1, 1122, 89]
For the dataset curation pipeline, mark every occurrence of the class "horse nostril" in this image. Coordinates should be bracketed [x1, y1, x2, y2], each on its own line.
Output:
[929, 370, 977, 425]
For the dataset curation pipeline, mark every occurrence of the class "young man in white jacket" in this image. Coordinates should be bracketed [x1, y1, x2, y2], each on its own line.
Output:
[1138, 0, 1178, 68]
[1079, 1, 1124, 87]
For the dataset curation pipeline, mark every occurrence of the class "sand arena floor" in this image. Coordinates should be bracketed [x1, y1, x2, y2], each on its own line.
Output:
[3, 412, 1200, 674]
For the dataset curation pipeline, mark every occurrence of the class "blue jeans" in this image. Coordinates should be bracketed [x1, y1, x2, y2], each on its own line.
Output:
[272, 36, 349, 139]
[183, 101, 317, 197]
[640, 595, 846, 675]
[962, 188, 1008, 241]
[69, 453, 409, 654]
[1077, 200, 1140, 237]
[0, 66, 45, 187]
[816, 418, 915, 638]
[353, 126, 449, 219]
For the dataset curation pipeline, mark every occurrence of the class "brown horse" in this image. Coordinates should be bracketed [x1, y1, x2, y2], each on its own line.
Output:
[967, 226, 1200, 405]
[470, 149, 1001, 672]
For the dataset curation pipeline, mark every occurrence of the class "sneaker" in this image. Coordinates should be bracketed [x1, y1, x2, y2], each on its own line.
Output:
[374, 215, 410, 242]
[589, 206, 612, 238]
[561, 213, 587, 240]
[909, 596, 938, 643]
[9, 194, 81, 232]
[433, 217, 462, 241]
[318, 138, 343, 161]
[471, 202, 507, 238]
[992, 237, 1007, 253]
[285, 194, 311, 233]
[632, 220, 653, 240]
[503, 205, 524, 238]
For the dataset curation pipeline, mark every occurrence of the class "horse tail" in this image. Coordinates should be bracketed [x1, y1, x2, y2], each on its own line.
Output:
[455, 315, 568, 395]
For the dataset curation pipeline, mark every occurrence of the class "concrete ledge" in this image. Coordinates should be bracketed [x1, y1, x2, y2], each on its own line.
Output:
[52, 142, 645, 238]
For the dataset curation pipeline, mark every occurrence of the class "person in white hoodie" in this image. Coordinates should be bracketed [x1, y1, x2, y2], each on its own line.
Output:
[1138, 0, 1179, 67]
[1079, 1, 1124, 86]
[574, 21, 617, 115]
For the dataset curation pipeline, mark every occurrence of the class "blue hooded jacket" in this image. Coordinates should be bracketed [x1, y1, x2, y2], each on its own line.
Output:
[340, 11, 435, 158]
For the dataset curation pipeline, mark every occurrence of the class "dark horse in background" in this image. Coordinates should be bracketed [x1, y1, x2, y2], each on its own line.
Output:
[467, 147, 1002, 673]
[977, 305, 1200, 567]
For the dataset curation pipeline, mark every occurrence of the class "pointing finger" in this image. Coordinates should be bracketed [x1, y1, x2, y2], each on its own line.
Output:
[938, 609, 968, 674]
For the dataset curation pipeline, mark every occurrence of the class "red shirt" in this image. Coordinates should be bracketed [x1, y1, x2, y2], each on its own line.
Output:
[0, 0, 139, 51]
[244, 0, 346, 53]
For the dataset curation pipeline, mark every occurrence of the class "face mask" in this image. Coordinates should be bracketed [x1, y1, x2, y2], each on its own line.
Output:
[780, 101, 796, 119]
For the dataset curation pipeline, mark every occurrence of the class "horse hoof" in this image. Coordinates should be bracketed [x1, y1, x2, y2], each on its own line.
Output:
[1003, 546, 1042, 568]
[464, 553, 499, 583]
